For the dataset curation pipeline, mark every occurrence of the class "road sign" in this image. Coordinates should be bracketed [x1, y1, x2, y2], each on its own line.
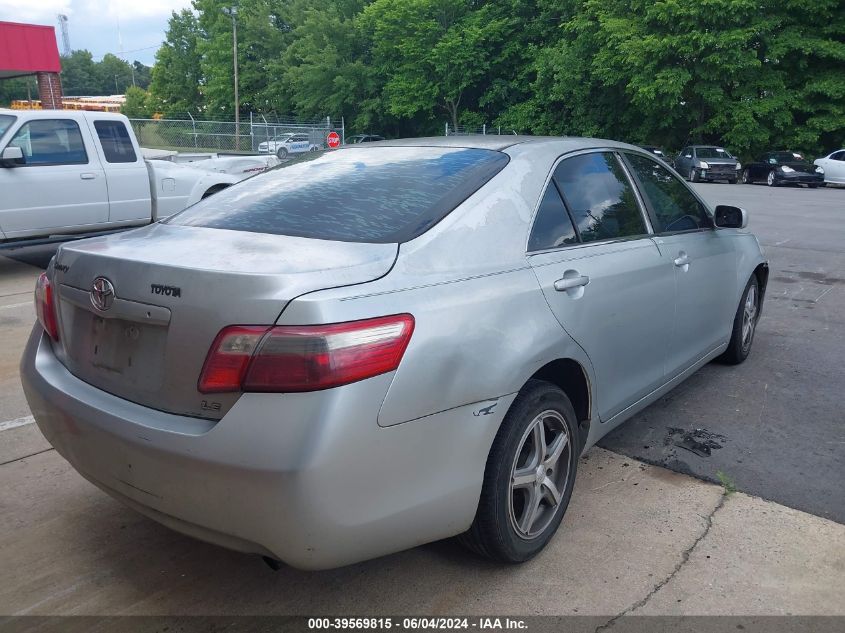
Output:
[327, 131, 341, 148]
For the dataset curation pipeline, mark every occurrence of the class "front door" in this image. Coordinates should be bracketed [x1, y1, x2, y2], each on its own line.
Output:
[528, 151, 675, 423]
[0, 118, 108, 239]
[622, 152, 738, 378]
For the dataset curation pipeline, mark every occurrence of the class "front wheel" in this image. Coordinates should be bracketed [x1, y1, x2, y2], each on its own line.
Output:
[689, 168, 699, 183]
[276, 147, 288, 159]
[719, 276, 760, 365]
[459, 380, 579, 563]
[766, 170, 777, 187]
[741, 169, 752, 184]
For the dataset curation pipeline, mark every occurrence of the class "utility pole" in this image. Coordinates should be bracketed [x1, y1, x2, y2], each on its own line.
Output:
[222, 7, 239, 150]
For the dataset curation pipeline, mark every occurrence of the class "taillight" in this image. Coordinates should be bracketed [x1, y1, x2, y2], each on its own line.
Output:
[34, 272, 59, 341]
[198, 314, 414, 394]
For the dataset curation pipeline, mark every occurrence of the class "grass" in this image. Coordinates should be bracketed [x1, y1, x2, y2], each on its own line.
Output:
[716, 470, 737, 495]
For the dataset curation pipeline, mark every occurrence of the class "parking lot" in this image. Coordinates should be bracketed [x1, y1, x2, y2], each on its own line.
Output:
[0, 183, 843, 617]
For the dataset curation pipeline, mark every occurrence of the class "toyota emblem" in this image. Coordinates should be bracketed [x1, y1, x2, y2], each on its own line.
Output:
[90, 277, 115, 311]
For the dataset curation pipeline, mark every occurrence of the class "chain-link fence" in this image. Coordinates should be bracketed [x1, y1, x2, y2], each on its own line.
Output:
[129, 114, 344, 154]
[444, 123, 517, 136]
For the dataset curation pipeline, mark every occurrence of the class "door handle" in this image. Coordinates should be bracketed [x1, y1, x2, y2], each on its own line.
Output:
[673, 253, 690, 267]
[554, 274, 590, 291]
[80, 173, 97, 180]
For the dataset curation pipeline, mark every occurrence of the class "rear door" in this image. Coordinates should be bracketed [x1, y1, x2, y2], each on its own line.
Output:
[0, 117, 108, 238]
[528, 150, 675, 423]
[87, 118, 152, 224]
[622, 152, 737, 378]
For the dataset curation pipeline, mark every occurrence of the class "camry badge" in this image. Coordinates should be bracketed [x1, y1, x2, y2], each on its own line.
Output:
[90, 277, 115, 311]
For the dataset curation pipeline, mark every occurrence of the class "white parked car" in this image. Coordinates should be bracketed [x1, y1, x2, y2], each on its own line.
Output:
[257, 133, 320, 159]
[814, 150, 845, 185]
[0, 109, 258, 245]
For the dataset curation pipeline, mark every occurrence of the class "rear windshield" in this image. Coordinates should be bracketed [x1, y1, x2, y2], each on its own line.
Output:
[165, 146, 509, 243]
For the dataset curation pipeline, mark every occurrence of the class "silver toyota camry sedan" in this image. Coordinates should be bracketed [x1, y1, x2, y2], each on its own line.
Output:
[21, 137, 768, 570]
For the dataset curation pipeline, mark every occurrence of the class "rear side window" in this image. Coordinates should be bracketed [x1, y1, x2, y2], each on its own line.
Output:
[528, 183, 577, 251]
[553, 152, 647, 243]
[167, 147, 509, 243]
[8, 119, 88, 166]
[625, 153, 711, 233]
[94, 120, 137, 163]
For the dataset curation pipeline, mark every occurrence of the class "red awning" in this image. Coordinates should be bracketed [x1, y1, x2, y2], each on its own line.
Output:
[0, 21, 61, 79]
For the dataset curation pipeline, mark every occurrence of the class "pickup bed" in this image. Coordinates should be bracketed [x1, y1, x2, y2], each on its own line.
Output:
[0, 109, 275, 244]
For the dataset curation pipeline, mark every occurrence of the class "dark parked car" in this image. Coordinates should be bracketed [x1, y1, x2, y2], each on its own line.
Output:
[639, 145, 668, 160]
[741, 151, 825, 187]
[348, 134, 386, 144]
[674, 145, 740, 183]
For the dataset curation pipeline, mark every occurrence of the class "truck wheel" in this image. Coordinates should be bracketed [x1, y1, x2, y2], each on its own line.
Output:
[202, 184, 228, 199]
[276, 147, 288, 159]
[459, 380, 579, 563]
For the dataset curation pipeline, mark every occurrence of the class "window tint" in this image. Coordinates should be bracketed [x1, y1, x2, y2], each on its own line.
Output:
[830, 151, 844, 161]
[625, 153, 711, 233]
[94, 120, 137, 163]
[553, 152, 647, 242]
[167, 146, 509, 243]
[9, 119, 88, 166]
[528, 183, 577, 251]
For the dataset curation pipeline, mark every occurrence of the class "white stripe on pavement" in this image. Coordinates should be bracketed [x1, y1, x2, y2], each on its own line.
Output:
[0, 416, 35, 432]
[0, 301, 31, 310]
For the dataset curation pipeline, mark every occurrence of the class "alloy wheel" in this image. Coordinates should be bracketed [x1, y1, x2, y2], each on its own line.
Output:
[742, 284, 758, 352]
[508, 410, 572, 540]
[767, 171, 775, 186]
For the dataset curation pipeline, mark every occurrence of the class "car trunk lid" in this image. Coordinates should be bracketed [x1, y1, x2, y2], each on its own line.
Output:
[50, 223, 397, 420]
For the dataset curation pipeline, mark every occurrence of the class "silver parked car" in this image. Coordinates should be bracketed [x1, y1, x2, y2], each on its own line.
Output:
[22, 137, 768, 570]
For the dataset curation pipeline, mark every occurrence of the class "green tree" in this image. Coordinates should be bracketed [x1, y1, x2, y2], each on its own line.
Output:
[121, 86, 153, 117]
[60, 50, 101, 95]
[362, 0, 509, 131]
[149, 9, 204, 117]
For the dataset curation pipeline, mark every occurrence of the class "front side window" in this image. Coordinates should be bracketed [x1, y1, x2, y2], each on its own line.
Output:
[528, 183, 578, 251]
[0, 114, 15, 139]
[625, 153, 711, 233]
[8, 119, 88, 166]
[167, 146, 509, 243]
[94, 120, 137, 163]
[553, 152, 647, 243]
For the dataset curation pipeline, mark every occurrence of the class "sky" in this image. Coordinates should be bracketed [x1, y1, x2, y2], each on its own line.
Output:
[0, 0, 193, 66]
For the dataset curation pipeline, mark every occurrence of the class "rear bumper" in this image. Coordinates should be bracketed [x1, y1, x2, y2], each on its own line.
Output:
[21, 327, 508, 569]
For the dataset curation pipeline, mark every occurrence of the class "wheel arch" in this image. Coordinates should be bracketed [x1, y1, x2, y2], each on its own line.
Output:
[526, 358, 592, 449]
[753, 262, 769, 316]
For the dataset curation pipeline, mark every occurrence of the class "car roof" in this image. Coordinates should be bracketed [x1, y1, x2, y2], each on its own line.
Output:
[368, 135, 646, 153]
[0, 108, 126, 122]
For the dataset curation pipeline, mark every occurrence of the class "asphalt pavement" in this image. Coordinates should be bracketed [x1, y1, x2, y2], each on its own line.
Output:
[600, 183, 845, 523]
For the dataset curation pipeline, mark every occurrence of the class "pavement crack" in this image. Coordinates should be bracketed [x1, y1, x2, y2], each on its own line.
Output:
[0, 447, 54, 467]
[594, 492, 728, 632]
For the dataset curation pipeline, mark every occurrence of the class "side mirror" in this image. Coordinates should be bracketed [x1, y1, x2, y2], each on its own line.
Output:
[714, 205, 748, 229]
[0, 146, 24, 166]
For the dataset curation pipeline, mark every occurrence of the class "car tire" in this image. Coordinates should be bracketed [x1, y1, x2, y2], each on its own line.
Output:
[718, 275, 760, 365]
[689, 169, 699, 183]
[459, 379, 579, 563]
[766, 170, 778, 187]
[276, 147, 288, 159]
[741, 169, 752, 184]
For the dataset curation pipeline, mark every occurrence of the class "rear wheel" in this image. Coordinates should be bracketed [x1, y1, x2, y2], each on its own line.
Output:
[719, 276, 760, 365]
[276, 147, 288, 159]
[459, 380, 579, 563]
[741, 169, 752, 184]
[766, 170, 777, 187]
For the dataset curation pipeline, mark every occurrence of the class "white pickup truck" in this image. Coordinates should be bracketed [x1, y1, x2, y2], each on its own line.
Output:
[0, 109, 275, 244]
